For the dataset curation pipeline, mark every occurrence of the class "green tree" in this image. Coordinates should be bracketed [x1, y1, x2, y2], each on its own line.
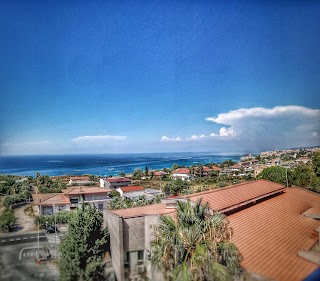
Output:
[172, 163, 179, 171]
[132, 168, 144, 180]
[145, 166, 149, 177]
[258, 166, 294, 186]
[59, 205, 109, 281]
[294, 164, 314, 187]
[109, 190, 120, 198]
[0, 207, 15, 231]
[150, 199, 241, 280]
[312, 152, 320, 177]
[119, 172, 126, 177]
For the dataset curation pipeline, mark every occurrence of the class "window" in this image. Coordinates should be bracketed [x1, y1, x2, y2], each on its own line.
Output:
[70, 197, 79, 204]
[138, 250, 144, 261]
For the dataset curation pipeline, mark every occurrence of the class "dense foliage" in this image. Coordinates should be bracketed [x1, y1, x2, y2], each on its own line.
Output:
[150, 199, 241, 281]
[162, 179, 191, 196]
[59, 205, 109, 281]
[258, 153, 320, 193]
[132, 168, 144, 180]
[106, 194, 162, 210]
[0, 207, 15, 231]
[258, 166, 294, 186]
[35, 211, 74, 226]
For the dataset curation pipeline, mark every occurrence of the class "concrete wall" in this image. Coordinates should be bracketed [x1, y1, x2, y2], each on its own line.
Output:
[123, 217, 145, 252]
[105, 212, 125, 281]
[144, 215, 163, 281]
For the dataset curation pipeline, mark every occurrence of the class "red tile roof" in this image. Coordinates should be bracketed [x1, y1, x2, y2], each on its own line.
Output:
[109, 203, 176, 219]
[211, 165, 222, 171]
[119, 185, 144, 193]
[187, 179, 285, 213]
[105, 177, 131, 183]
[62, 186, 110, 195]
[202, 166, 213, 172]
[32, 193, 71, 205]
[172, 168, 190, 174]
[228, 188, 320, 281]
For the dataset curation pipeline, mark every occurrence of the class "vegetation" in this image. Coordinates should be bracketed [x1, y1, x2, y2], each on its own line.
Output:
[150, 199, 241, 281]
[35, 211, 74, 226]
[258, 166, 294, 186]
[162, 179, 191, 196]
[0, 207, 15, 231]
[108, 190, 120, 198]
[59, 205, 109, 281]
[106, 194, 163, 210]
[132, 168, 144, 180]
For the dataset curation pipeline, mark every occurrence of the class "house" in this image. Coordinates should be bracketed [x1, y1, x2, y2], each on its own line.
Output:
[32, 186, 111, 215]
[104, 203, 176, 281]
[211, 165, 222, 172]
[150, 170, 167, 179]
[68, 176, 91, 185]
[171, 168, 191, 181]
[117, 186, 145, 200]
[254, 165, 267, 177]
[104, 179, 320, 281]
[100, 177, 131, 189]
[194, 166, 214, 177]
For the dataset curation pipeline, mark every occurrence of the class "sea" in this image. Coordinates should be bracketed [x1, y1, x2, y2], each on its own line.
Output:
[0, 153, 241, 177]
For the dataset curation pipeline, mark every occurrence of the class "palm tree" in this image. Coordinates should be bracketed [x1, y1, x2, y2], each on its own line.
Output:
[150, 199, 241, 281]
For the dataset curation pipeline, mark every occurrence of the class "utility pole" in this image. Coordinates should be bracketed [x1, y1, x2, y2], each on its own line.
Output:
[286, 168, 289, 188]
[54, 204, 57, 260]
[37, 220, 40, 265]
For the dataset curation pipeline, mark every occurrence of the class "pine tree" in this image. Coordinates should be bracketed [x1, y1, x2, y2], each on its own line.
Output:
[59, 204, 109, 281]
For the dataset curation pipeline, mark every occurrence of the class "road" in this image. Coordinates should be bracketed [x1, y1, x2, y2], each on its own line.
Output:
[0, 232, 47, 245]
[0, 232, 60, 280]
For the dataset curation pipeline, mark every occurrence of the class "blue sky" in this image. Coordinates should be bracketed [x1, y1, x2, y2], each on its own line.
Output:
[0, 0, 319, 155]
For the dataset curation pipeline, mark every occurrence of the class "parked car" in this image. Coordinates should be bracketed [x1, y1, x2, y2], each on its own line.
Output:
[46, 225, 59, 233]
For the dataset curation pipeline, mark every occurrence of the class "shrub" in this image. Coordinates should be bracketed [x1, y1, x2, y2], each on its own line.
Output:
[0, 208, 15, 231]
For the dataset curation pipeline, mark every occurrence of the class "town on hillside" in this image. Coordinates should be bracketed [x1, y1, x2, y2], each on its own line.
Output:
[1, 146, 320, 281]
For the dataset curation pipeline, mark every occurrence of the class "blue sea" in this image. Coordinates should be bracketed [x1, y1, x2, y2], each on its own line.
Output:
[0, 153, 241, 177]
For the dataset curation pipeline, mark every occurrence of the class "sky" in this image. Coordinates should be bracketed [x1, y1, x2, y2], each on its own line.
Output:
[0, 0, 319, 155]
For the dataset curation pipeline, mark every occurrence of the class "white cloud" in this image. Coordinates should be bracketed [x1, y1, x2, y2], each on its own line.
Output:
[160, 105, 320, 151]
[72, 135, 127, 142]
[160, 136, 182, 142]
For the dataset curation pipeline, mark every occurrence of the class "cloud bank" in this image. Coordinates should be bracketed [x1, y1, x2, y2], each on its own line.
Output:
[72, 135, 127, 143]
[160, 105, 320, 151]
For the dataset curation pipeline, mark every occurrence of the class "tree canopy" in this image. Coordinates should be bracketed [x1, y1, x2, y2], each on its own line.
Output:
[150, 199, 241, 280]
[258, 166, 294, 186]
[59, 205, 109, 281]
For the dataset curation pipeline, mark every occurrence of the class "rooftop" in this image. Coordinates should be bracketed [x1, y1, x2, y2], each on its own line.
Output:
[119, 185, 144, 193]
[62, 186, 110, 195]
[105, 177, 131, 183]
[32, 193, 70, 205]
[172, 168, 190, 174]
[228, 187, 320, 281]
[109, 203, 176, 219]
[187, 179, 285, 213]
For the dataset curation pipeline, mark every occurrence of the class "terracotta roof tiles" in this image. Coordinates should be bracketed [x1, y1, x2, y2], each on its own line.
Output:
[187, 179, 285, 213]
[228, 188, 320, 281]
[119, 185, 144, 193]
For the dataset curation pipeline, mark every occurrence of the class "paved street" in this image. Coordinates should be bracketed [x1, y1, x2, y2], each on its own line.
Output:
[0, 232, 47, 245]
[0, 232, 60, 280]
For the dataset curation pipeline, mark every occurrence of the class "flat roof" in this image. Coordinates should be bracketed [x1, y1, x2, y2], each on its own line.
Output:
[109, 203, 175, 219]
[228, 187, 320, 281]
[187, 179, 285, 213]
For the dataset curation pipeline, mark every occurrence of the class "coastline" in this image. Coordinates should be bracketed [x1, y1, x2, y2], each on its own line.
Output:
[0, 152, 241, 177]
